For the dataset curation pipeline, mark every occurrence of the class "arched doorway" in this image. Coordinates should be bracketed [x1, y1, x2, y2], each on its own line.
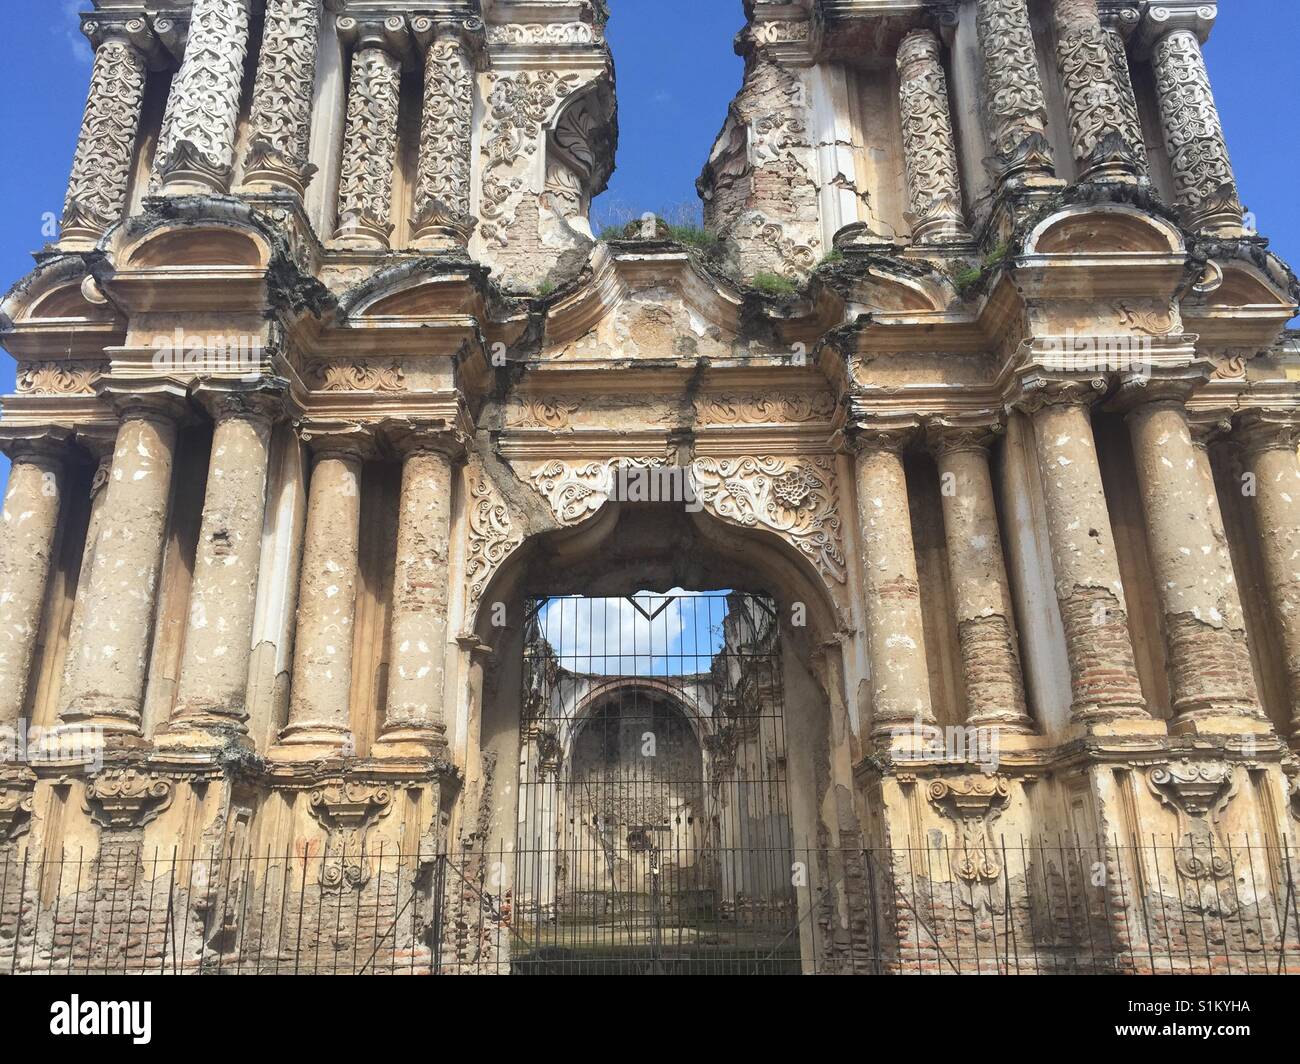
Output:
[512, 592, 797, 973]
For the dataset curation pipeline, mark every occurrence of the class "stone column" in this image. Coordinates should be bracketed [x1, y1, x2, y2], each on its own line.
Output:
[1146, 11, 1242, 234]
[1236, 410, 1300, 741]
[975, 0, 1055, 184]
[895, 30, 970, 244]
[60, 389, 187, 736]
[1122, 383, 1261, 731]
[333, 17, 405, 248]
[373, 425, 465, 759]
[928, 425, 1032, 732]
[410, 20, 478, 249]
[242, 0, 323, 197]
[0, 431, 73, 730]
[1022, 387, 1148, 726]
[157, 382, 285, 755]
[1051, 0, 1144, 180]
[61, 447, 114, 695]
[154, 0, 253, 194]
[60, 17, 150, 245]
[850, 425, 935, 736]
[271, 427, 370, 761]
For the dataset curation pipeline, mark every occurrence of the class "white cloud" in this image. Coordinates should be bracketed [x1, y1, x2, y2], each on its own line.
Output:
[60, 1, 94, 65]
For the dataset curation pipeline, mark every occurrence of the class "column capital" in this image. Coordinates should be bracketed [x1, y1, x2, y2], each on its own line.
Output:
[96, 379, 191, 424]
[1005, 374, 1108, 416]
[1111, 360, 1216, 414]
[1138, 2, 1217, 47]
[0, 425, 76, 464]
[411, 13, 486, 60]
[336, 13, 411, 58]
[379, 418, 470, 463]
[80, 12, 161, 58]
[924, 418, 1004, 457]
[297, 419, 378, 462]
[1234, 407, 1300, 456]
[191, 376, 289, 426]
[843, 415, 923, 455]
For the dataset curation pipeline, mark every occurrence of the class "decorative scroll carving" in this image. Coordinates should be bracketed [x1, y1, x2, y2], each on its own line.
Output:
[62, 29, 147, 240]
[335, 44, 403, 245]
[1147, 761, 1239, 916]
[732, 213, 818, 280]
[508, 398, 582, 430]
[695, 393, 836, 425]
[154, 0, 252, 190]
[926, 775, 1012, 882]
[308, 781, 393, 891]
[0, 783, 35, 842]
[749, 20, 811, 46]
[1053, 0, 1143, 178]
[487, 23, 604, 46]
[1102, 22, 1150, 175]
[1151, 29, 1242, 231]
[307, 360, 405, 392]
[17, 361, 102, 395]
[243, 0, 321, 194]
[690, 456, 847, 585]
[84, 770, 174, 831]
[527, 458, 666, 526]
[412, 29, 476, 246]
[975, 0, 1055, 180]
[465, 468, 523, 606]
[480, 71, 581, 245]
[896, 30, 969, 243]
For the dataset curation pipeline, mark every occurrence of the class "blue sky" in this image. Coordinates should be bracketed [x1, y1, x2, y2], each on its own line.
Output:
[1, 0, 1297, 491]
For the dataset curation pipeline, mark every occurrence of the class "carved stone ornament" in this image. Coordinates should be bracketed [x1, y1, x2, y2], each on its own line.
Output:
[975, 0, 1055, 179]
[335, 34, 403, 245]
[465, 466, 524, 608]
[84, 770, 174, 831]
[694, 392, 837, 426]
[307, 781, 394, 891]
[62, 25, 148, 239]
[1151, 28, 1242, 230]
[896, 31, 969, 242]
[528, 458, 667, 526]
[480, 71, 582, 246]
[0, 782, 36, 842]
[926, 775, 1012, 883]
[412, 27, 476, 246]
[1052, 0, 1144, 179]
[691, 456, 847, 586]
[1147, 761, 1240, 916]
[154, 0, 252, 190]
[487, 22, 604, 46]
[508, 398, 583, 430]
[307, 360, 405, 393]
[243, 0, 322, 194]
[17, 361, 102, 395]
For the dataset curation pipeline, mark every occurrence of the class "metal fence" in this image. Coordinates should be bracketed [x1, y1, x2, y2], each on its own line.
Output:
[1, 836, 1297, 975]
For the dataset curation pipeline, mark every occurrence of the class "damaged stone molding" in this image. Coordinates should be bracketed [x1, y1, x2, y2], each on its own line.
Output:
[241, 0, 323, 198]
[0, 775, 36, 843]
[154, 0, 254, 194]
[333, 15, 408, 248]
[307, 780, 393, 891]
[925, 775, 1012, 883]
[83, 769, 174, 831]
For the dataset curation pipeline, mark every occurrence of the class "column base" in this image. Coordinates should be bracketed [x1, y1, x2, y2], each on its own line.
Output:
[34, 723, 148, 768]
[1168, 710, 1272, 738]
[371, 722, 447, 761]
[267, 722, 355, 764]
[152, 718, 253, 761]
[1067, 712, 1168, 739]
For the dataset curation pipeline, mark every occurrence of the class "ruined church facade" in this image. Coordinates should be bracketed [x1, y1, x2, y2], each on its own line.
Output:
[1, 0, 1299, 974]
